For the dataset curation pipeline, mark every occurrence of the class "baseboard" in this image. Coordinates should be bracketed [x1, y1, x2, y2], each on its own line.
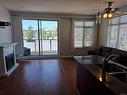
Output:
[17, 55, 73, 60]
[59, 55, 73, 58]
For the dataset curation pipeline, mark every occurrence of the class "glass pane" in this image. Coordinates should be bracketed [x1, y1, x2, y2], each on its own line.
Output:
[85, 21, 94, 27]
[40, 21, 58, 55]
[108, 25, 119, 48]
[22, 20, 39, 55]
[42, 40, 50, 53]
[118, 24, 127, 50]
[111, 17, 119, 24]
[74, 21, 83, 26]
[120, 15, 127, 23]
[84, 28, 93, 46]
[74, 27, 83, 47]
[51, 39, 58, 51]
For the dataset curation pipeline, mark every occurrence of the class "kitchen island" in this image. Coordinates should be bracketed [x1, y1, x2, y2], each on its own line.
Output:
[74, 55, 127, 95]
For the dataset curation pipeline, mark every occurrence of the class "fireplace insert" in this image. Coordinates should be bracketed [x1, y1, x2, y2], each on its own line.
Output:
[5, 53, 15, 71]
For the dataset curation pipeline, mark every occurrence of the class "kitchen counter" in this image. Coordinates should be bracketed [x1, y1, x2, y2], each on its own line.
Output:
[74, 55, 127, 95]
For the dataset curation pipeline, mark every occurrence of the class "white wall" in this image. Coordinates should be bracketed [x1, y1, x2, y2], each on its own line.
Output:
[59, 18, 72, 56]
[98, 18, 109, 46]
[0, 6, 12, 44]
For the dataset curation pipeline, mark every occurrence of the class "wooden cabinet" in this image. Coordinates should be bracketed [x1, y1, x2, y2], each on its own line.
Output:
[76, 62, 115, 95]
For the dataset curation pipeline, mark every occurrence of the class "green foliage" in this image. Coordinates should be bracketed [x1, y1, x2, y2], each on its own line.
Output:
[41, 28, 57, 39]
[23, 26, 34, 39]
[23, 26, 57, 40]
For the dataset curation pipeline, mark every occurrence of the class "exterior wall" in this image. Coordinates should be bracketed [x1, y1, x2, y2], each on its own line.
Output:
[0, 6, 12, 44]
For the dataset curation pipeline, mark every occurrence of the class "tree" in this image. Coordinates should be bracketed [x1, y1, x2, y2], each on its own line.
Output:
[23, 26, 34, 40]
[41, 28, 57, 39]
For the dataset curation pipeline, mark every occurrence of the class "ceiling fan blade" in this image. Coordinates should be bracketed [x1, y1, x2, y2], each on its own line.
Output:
[111, 8, 119, 12]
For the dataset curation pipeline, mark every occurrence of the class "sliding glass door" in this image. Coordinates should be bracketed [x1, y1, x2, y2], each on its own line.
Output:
[22, 20, 39, 55]
[39, 21, 58, 55]
[22, 19, 59, 56]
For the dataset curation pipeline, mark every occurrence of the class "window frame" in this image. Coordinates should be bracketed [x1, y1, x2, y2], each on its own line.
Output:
[73, 20, 94, 48]
[108, 14, 127, 50]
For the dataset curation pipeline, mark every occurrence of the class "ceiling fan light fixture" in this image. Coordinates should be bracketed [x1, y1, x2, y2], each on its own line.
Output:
[102, 1, 115, 18]
[103, 12, 112, 18]
[96, 12, 102, 18]
[108, 13, 113, 18]
[103, 13, 108, 18]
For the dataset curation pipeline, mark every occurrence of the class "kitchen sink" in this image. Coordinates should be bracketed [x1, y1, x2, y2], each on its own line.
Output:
[111, 72, 127, 83]
[97, 63, 125, 73]
[97, 63, 127, 83]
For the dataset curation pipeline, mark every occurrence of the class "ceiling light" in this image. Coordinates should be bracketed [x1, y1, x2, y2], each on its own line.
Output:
[102, 1, 118, 18]
[103, 13, 108, 18]
[103, 12, 112, 18]
[108, 13, 112, 18]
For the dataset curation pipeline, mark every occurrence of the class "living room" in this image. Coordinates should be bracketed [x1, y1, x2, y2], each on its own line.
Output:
[0, 0, 127, 95]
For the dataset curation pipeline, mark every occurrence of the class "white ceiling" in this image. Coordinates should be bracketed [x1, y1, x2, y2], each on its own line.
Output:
[0, 0, 127, 15]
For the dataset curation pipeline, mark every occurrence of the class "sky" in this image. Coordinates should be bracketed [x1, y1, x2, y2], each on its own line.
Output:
[22, 20, 57, 30]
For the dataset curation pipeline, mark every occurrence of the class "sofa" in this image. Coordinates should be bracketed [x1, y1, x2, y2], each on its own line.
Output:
[88, 46, 127, 67]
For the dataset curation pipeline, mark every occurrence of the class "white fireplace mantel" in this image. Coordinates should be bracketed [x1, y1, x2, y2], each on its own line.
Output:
[0, 42, 19, 77]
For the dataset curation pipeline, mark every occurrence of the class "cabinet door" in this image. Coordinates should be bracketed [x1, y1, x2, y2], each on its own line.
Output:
[76, 63, 115, 95]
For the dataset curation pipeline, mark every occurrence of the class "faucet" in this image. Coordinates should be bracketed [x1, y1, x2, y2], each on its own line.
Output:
[105, 53, 120, 62]
[102, 53, 120, 84]
[102, 53, 109, 84]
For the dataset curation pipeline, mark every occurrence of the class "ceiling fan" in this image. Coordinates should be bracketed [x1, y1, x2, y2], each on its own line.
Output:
[96, 1, 120, 19]
[102, 1, 119, 18]
[95, 1, 120, 23]
[104, 1, 119, 13]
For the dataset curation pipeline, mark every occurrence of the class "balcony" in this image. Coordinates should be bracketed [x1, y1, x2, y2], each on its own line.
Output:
[23, 39, 58, 55]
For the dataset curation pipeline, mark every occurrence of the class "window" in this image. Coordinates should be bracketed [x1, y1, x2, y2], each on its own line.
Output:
[108, 25, 119, 47]
[108, 14, 127, 51]
[118, 24, 127, 50]
[74, 21, 94, 48]
[84, 28, 93, 46]
[74, 21, 83, 47]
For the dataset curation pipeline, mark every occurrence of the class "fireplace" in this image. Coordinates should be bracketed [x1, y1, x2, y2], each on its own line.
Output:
[0, 43, 19, 77]
[5, 53, 15, 71]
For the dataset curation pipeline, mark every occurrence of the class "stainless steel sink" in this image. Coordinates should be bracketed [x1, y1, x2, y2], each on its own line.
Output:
[97, 63, 127, 83]
[111, 72, 127, 83]
[97, 63, 125, 73]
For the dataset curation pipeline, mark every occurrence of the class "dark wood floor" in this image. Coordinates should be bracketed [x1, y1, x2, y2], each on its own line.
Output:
[0, 58, 77, 95]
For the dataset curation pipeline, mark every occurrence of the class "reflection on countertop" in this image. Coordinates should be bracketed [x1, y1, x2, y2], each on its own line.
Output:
[74, 55, 127, 95]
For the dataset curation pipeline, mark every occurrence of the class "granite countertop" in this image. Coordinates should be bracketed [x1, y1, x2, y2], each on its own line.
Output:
[74, 55, 127, 95]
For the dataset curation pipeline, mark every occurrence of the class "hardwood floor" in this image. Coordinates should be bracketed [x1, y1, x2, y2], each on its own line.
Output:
[0, 58, 77, 95]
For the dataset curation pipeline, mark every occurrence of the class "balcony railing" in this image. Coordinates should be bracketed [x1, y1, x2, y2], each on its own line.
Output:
[23, 39, 58, 55]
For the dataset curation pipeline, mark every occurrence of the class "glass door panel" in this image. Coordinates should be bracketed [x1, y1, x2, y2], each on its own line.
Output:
[22, 20, 58, 56]
[40, 21, 58, 55]
[22, 20, 39, 55]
